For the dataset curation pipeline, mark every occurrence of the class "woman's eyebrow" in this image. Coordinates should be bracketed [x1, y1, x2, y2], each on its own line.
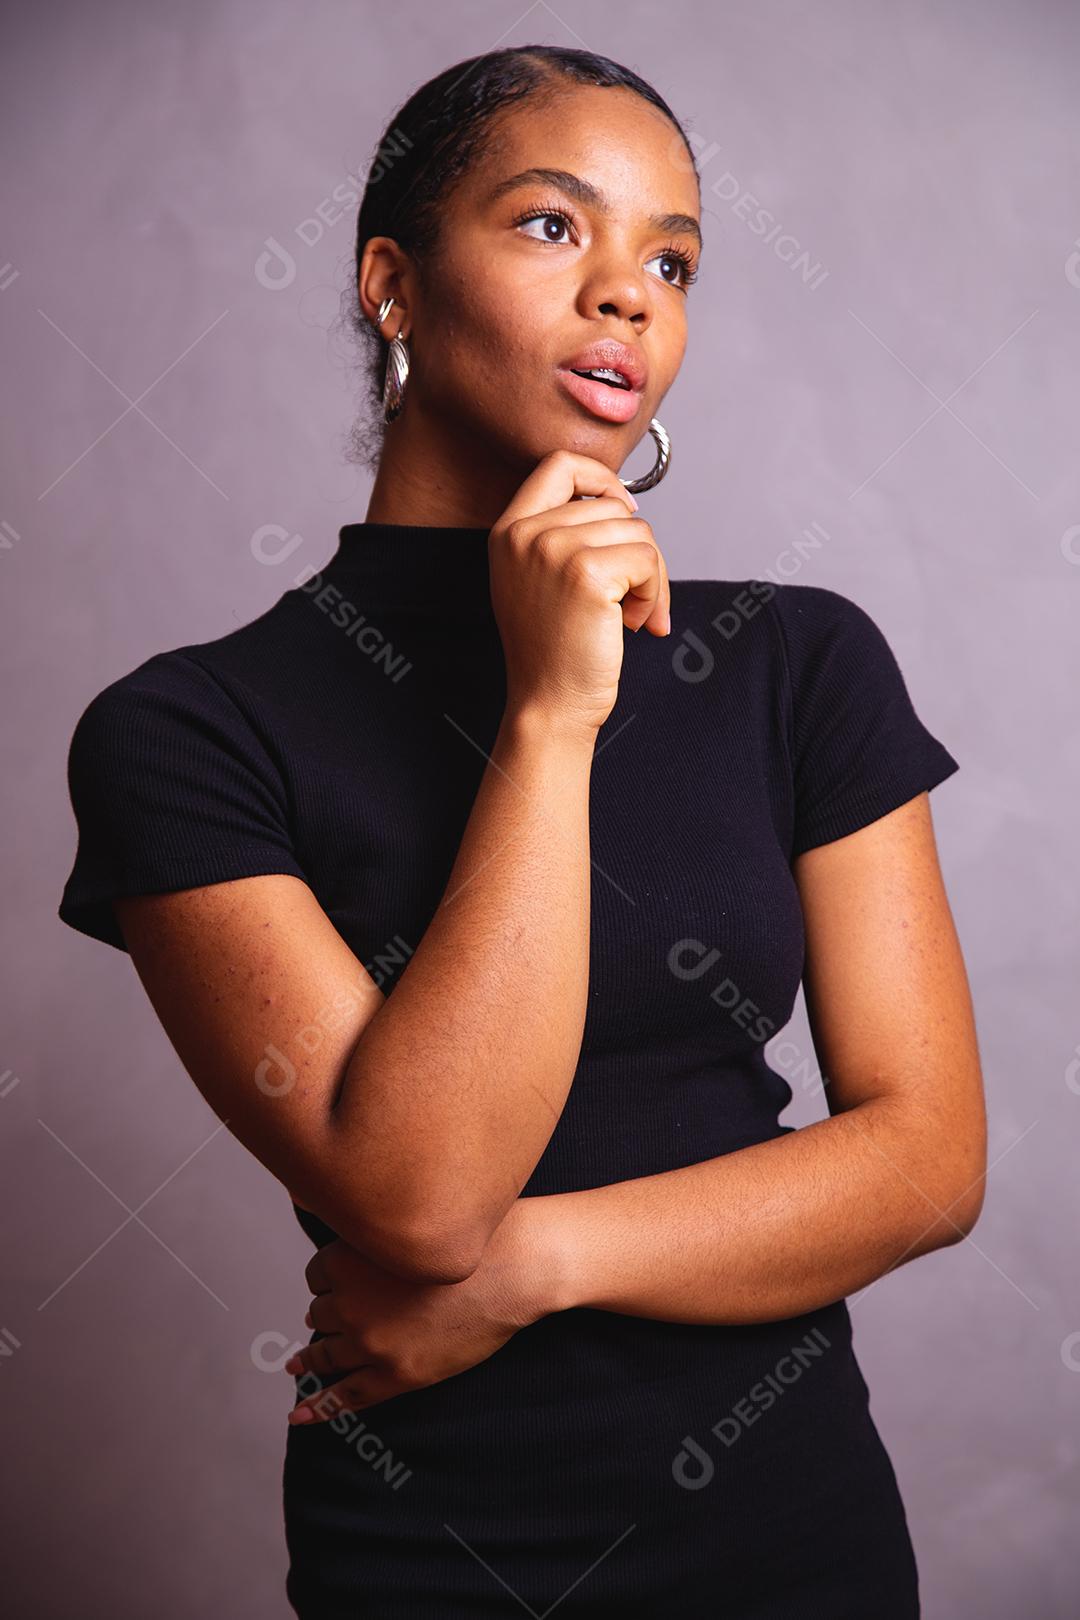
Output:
[488, 166, 702, 250]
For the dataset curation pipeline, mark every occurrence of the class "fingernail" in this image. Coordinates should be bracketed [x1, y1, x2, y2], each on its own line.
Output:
[284, 1355, 302, 1374]
[289, 1406, 315, 1424]
[629, 493, 639, 512]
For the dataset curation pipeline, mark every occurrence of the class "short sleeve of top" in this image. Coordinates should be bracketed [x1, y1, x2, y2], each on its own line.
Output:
[58, 650, 309, 951]
[765, 583, 960, 857]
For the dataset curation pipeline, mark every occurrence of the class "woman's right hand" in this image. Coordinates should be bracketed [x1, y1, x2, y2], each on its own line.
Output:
[487, 450, 671, 736]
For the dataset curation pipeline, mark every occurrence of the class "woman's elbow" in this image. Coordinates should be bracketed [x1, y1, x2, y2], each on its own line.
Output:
[951, 1112, 989, 1239]
[945, 1174, 986, 1242]
[337, 1201, 489, 1284]
[386, 1218, 487, 1284]
[934, 1135, 987, 1244]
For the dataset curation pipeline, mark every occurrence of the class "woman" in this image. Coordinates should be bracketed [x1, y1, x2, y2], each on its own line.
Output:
[58, 45, 985, 1619]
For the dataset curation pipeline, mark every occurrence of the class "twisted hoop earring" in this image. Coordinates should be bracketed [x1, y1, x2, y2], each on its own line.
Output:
[376, 295, 410, 423]
[620, 418, 671, 494]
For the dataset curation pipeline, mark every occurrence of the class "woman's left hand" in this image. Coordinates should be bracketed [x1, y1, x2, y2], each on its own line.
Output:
[284, 1198, 565, 1423]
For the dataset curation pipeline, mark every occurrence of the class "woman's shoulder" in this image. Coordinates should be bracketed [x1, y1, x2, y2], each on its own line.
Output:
[68, 591, 300, 737]
[59, 616, 307, 952]
[61, 599, 307, 854]
[669, 574, 871, 621]
[64, 650, 252, 789]
[669, 575, 888, 662]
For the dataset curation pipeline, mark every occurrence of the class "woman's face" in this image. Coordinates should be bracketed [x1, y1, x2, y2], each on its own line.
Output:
[395, 83, 702, 480]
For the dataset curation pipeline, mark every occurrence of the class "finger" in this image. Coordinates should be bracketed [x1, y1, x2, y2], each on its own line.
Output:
[284, 1334, 349, 1379]
[303, 1248, 330, 1294]
[554, 521, 665, 632]
[579, 515, 668, 636]
[499, 450, 638, 531]
[542, 510, 670, 636]
[514, 494, 640, 537]
[499, 497, 670, 638]
[288, 1368, 397, 1425]
[651, 541, 672, 636]
[307, 1293, 340, 1334]
[588, 521, 670, 637]
[603, 542, 665, 634]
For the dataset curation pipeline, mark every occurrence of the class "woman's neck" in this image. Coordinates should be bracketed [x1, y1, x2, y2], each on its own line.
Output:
[363, 407, 524, 530]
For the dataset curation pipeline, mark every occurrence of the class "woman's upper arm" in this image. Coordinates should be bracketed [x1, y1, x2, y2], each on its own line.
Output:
[57, 651, 397, 1255]
[112, 875, 387, 1237]
[792, 792, 987, 1228]
[765, 580, 981, 1219]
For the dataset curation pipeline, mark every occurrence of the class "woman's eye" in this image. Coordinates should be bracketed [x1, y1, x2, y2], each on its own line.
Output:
[645, 251, 692, 287]
[517, 212, 572, 243]
[516, 212, 695, 288]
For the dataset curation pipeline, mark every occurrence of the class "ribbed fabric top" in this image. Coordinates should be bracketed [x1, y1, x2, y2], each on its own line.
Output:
[57, 524, 957, 1616]
[327, 519, 495, 605]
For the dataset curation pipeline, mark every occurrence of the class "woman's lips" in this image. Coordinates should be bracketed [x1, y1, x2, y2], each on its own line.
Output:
[555, 367, 643, 424]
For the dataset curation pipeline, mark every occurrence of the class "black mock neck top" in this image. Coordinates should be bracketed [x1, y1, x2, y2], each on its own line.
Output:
[58, 520, 958, 1616]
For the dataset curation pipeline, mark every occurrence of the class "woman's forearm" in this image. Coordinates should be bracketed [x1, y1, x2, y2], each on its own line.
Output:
[328, 704, 598, 1280]
[521, 1097, 984, 1326]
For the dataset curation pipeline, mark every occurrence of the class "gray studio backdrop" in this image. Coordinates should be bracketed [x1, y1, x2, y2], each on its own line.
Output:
[4, 1, 1078, 1615]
